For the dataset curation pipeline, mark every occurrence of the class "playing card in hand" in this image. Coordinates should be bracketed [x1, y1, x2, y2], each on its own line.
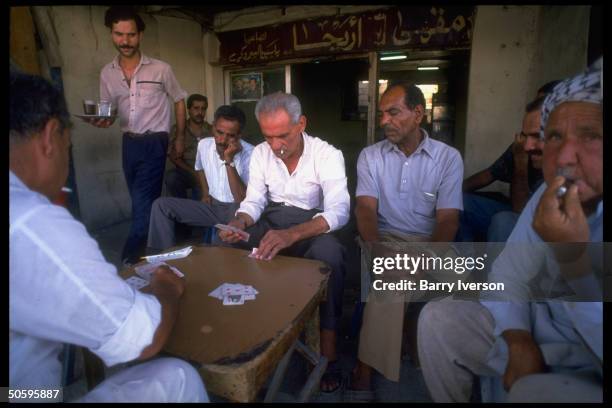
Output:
[215, 224, 250, 242]
[125, 276, 149, 290]
[135, 262, 184, 280]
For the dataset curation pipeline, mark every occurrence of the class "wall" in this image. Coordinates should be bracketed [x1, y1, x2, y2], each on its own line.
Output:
[292, 60, 369, 198]
[46, 6, 205, 231]
[464, 5, 589, 192]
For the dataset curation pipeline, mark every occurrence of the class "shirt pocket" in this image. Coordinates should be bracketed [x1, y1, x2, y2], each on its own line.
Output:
[412, 191, 437, 219]
[302, 180, 322, 207]
[137, 82, 164, 109]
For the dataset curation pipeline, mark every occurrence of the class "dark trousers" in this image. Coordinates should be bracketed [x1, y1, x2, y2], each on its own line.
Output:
[232, 204, 346, 331]
[456, 193, 512, 242]
[165, 167, 201, 200]
[121, 131, 169, 262]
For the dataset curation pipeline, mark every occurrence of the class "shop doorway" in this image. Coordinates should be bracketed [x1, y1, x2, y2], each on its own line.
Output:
[377, 49, 470, 155]
[291, 58, 370, 200]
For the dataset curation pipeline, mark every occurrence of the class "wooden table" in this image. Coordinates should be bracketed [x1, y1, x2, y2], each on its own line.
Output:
[122, 245, 330, 402]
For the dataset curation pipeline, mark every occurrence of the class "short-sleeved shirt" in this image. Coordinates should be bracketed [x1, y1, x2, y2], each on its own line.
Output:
[100, 53, 188, 134]
[488, 144, 544, 194]
[9, 171, 161, 389]
[194, 137, 254, 203]
[169, 120, 212, 169]
[356, 130, 464, 237]
[237, 132, 351, 233]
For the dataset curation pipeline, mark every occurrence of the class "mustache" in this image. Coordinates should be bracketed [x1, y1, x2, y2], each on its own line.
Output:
[528, 149, 543, 157]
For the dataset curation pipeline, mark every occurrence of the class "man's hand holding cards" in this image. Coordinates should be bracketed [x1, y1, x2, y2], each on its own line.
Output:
[215, 223, 250, 242]
[126, 263, 185, 294]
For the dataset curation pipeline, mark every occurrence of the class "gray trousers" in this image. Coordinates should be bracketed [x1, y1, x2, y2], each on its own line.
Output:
[232, 204, 346, 331]
[147, 196, 238, 251]
[417, 298, 603, 402]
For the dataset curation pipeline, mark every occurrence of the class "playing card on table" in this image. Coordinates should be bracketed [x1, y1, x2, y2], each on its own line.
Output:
[222, 283, 246, 296]
[125, 276, 149, 290]
[135, 262, 184, 280]
[209, 283, 258, 303]
[214, 224, 250, 242]
[143, 246, 193, 263]
[208, 283, 226, 300]
[248, 247, 271, 260]
[223, 294, 245, 305]
[241, 285, 258, 295]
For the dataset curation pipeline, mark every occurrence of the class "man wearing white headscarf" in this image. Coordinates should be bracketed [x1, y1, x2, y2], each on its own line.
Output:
[416, 57, 603, 403]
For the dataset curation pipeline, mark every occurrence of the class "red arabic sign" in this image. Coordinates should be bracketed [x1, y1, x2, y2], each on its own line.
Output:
[218, 6, 475, 65]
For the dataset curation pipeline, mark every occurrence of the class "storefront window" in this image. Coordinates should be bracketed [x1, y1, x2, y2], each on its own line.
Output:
[225, 66, 287, 144]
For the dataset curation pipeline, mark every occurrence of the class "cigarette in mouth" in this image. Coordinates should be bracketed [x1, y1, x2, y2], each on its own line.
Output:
[61, 187, 73, 193]
[555, 168, 572, 198]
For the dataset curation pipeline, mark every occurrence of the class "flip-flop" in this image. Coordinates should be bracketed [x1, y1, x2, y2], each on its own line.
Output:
[319, 360, 343, 394]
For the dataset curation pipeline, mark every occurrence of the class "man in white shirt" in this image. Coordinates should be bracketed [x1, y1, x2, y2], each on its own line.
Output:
[148, 105, 254, 251]
[9, 71, 207, 402]
[218, 92, 350, 393]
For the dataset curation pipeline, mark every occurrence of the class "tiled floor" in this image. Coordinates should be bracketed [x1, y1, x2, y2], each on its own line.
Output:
[65, 220, 432, 402]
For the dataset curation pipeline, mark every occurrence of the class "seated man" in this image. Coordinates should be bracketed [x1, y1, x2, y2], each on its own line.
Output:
[9, 72, 207, 402]
[348, 82, 463, 400]
[166, 93, 212, 199]
[148, 105, 253, 252]
[457, 84, 560, 242]
[417, 59, 603, 402]
[218, 92, 350, 394]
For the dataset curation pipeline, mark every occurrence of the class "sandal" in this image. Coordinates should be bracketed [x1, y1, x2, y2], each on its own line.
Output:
[319, 360, 343, 394]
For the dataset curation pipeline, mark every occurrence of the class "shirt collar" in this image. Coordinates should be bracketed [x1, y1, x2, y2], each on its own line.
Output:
[300, 132, 311, 158]
[9, 170, 23, 189]
[111, 53, 150, 69]
[382, 128, 434, 158]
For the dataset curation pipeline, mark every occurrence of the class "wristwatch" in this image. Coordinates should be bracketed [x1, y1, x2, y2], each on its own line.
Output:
[222, 160, 236, 168]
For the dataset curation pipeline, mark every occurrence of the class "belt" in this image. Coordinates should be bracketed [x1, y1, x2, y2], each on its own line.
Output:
[123, 131, 167, 138]
[269, 201, 290, 207]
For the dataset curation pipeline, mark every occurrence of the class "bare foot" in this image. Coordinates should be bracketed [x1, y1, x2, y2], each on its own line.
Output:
[350, 360, 372, 390]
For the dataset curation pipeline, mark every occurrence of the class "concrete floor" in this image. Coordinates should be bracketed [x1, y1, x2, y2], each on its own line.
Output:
[64, 220, 432, 402]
